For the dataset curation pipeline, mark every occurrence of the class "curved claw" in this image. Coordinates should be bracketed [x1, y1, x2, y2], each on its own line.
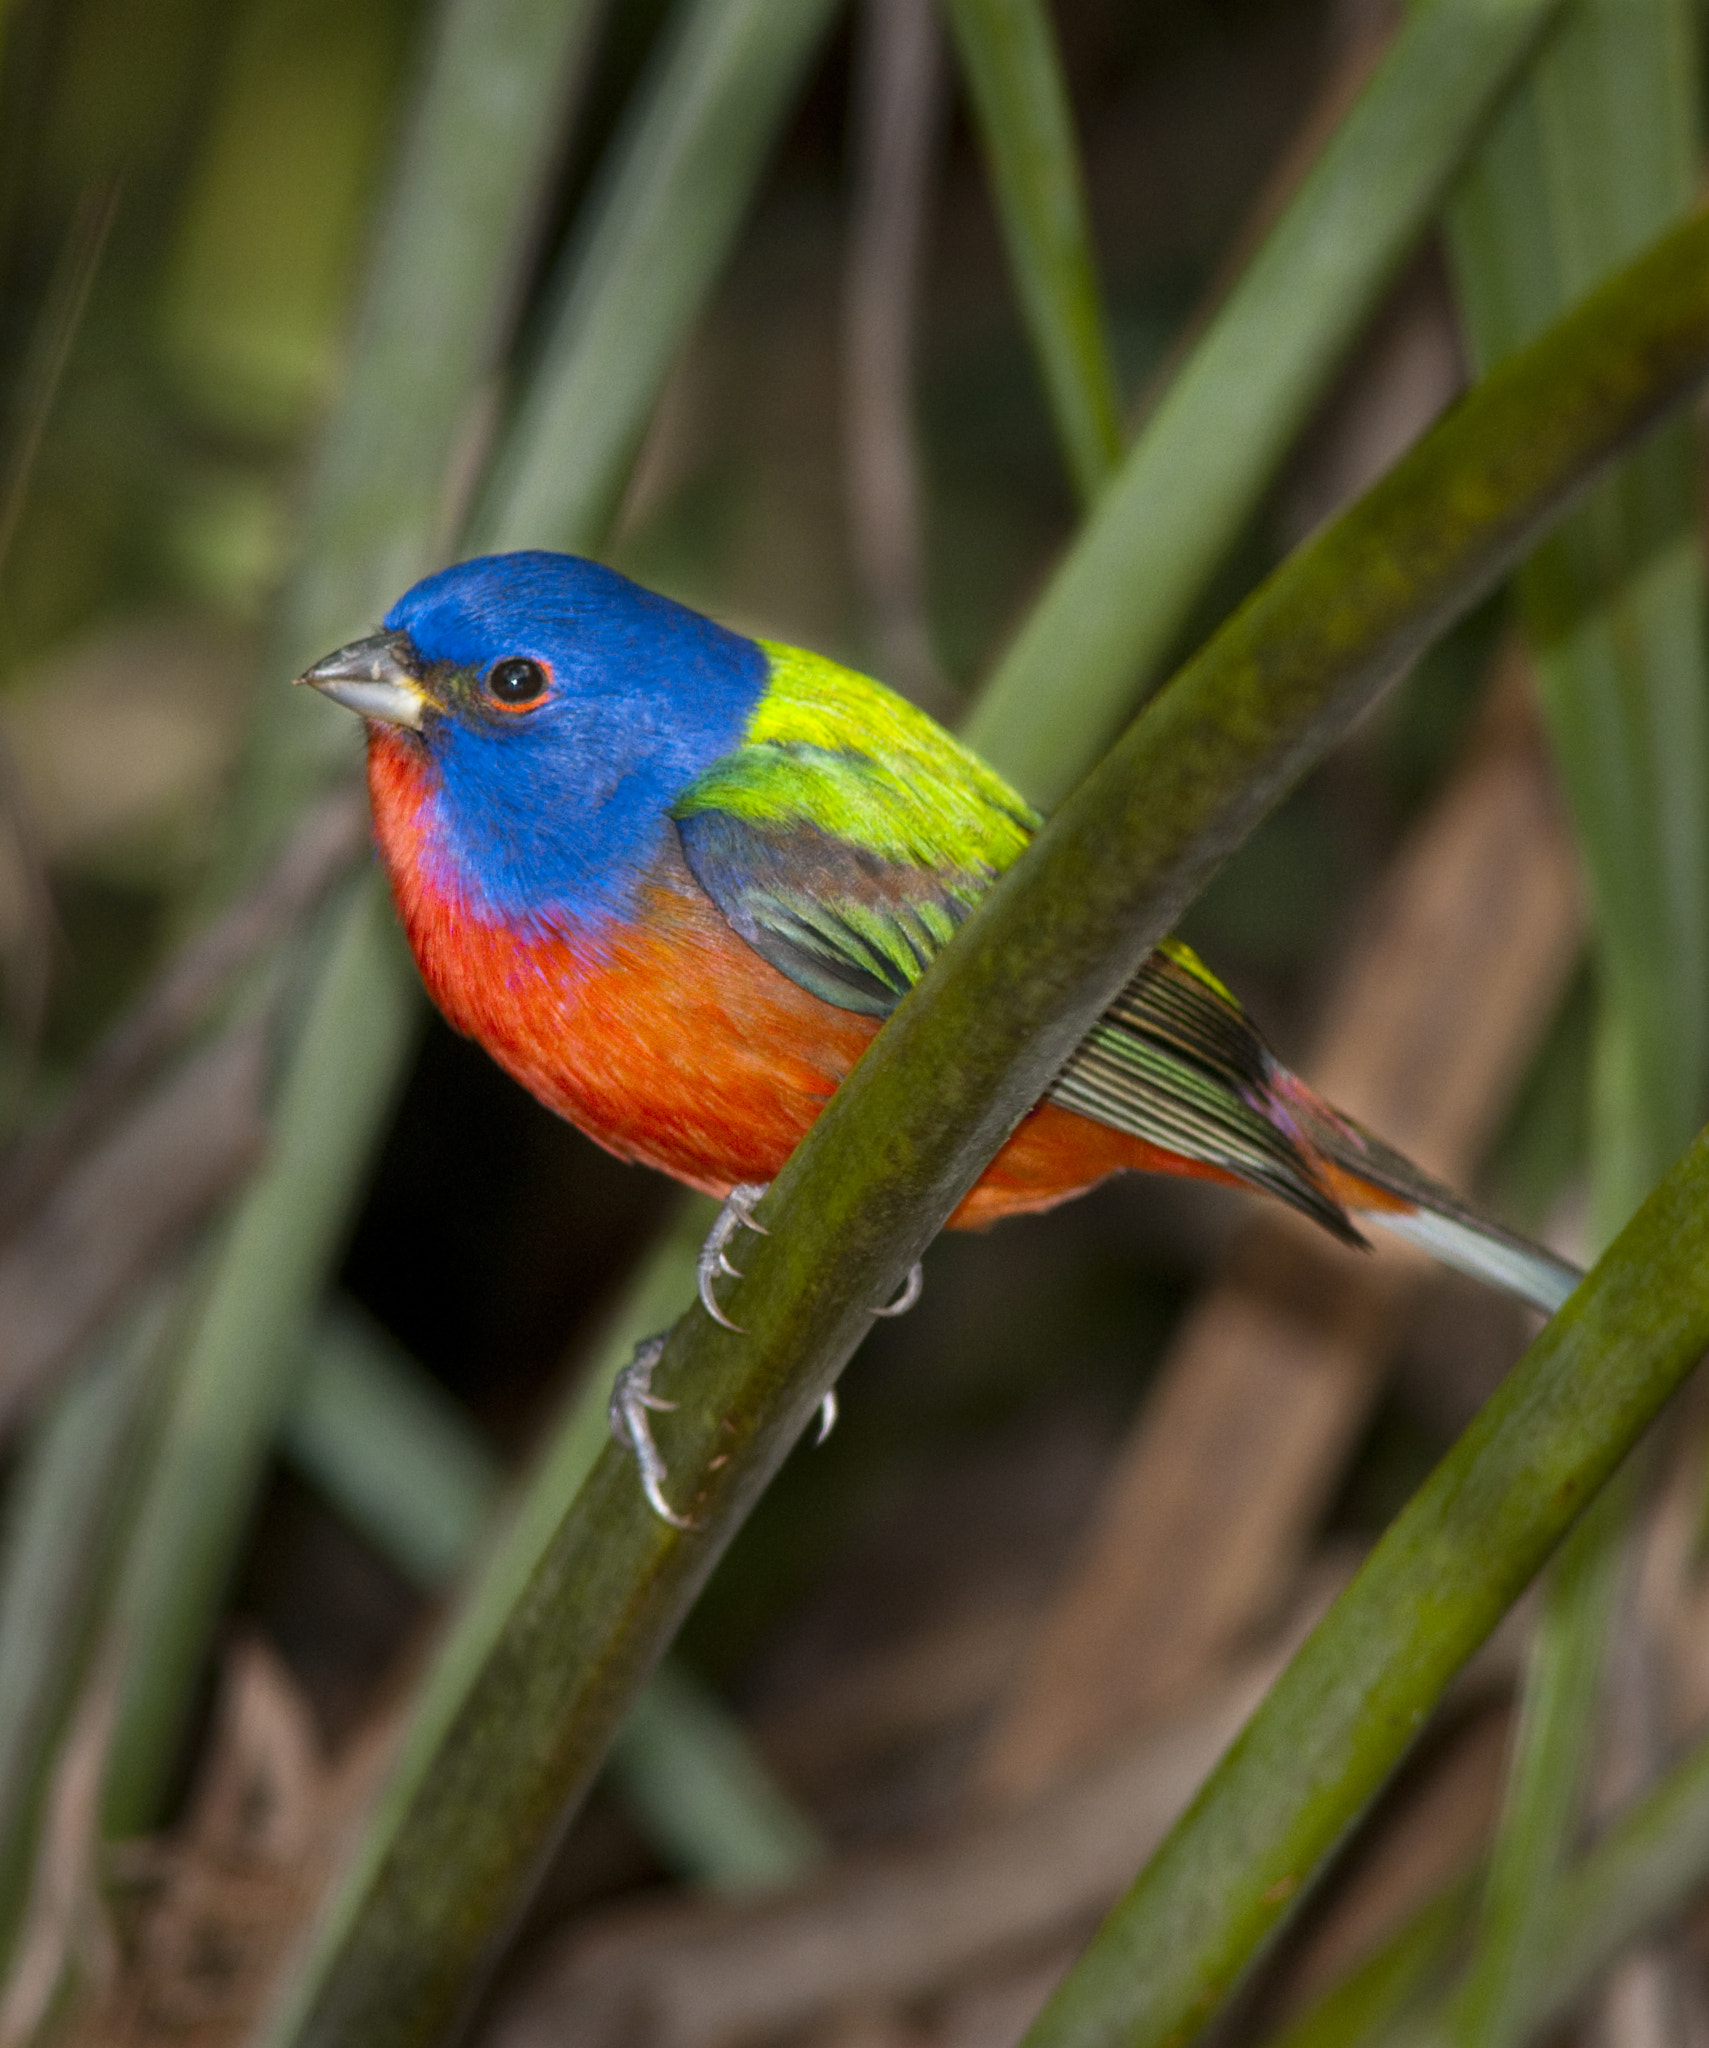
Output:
[815, 1388, 838, 1444]
[609, 1335, 695, 1528]
[697, 1181, 770, 1331]
[873, 1261, 924, 1318]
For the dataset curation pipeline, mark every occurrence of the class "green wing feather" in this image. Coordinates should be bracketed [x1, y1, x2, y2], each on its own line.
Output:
[672, 642, 1034, 1013]
[671, 643, 1353, 1232]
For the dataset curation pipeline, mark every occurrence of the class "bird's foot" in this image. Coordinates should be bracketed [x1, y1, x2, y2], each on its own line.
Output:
[697, 1182, 770, 1331]
[813, 1262, 920, 1444]
[874, 1263, 924, 1318]
[609, 1334, 695, 1529]
[694, 1184, 918, 1459]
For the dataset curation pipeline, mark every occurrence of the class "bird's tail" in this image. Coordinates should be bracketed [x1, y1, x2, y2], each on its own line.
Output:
[1271, 1071, 1582, 1316]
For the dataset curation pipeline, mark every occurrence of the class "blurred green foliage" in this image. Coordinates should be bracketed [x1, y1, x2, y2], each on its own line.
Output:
[6, 0, 1706, 2042]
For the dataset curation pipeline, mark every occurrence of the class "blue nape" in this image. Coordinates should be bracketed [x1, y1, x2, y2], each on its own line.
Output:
[385, 552, 768, 928]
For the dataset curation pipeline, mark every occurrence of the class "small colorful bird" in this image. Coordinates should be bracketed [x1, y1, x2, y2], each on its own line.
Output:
[302, 550, 1578, 1517]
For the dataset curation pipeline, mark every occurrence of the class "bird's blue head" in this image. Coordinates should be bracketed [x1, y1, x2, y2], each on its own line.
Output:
[300, 551, 768, 927]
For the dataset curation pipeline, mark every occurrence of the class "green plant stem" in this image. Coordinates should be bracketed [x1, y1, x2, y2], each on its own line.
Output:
[279, 1289, 827, 1892]
[472, 0, 844, 553]
[261, 209, 1709, 2048]
[940, 0, 1121, 504]
[1266, 1873, 1478, 2048]
[1446, 0, 1706, 1235]
[225, 0, 610, 884]
[1451, 1470, 1633, 2048]
[1440, 14, 1704, 2034]
[0, 1296, 172, 1965]
[962, 0, 1563, 805]
[280, 1302, 500, 1591]
[99, 0, 834, 1842]
[1022, 1171, 1709, 2048]
[101, 885, 419, 1836]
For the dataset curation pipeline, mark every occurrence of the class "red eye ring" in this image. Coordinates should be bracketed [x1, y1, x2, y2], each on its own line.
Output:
[486, 656, 550, 710]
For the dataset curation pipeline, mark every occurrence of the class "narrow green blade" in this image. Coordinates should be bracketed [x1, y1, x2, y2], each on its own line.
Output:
[473, 0, 843, 554]
[99, 0, 832, 1841]
[942, 0, 1122, 504]
[279, 1295, 826, 1892]
[1447, 0, 1707, 1233]
[964, 0, 1564, 804]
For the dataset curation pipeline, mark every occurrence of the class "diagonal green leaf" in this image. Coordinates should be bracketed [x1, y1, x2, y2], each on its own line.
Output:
[1441, 11, 1705, 2030]
[97, 0, 836, 1842]
[259, 207, 1709, 2048]
[101, 884, 419, 1835]
[941, 0, 1122, 504]
[0, 1296, 173, 1965]
[224, 0, 611, 885]
[963, 0, 1564, 804]
[1449, 1469, 1632, 2048]
[1446, 0, 1706, 1233]
[279, 1292, 826, 1893]
[472, 0, 844, 553]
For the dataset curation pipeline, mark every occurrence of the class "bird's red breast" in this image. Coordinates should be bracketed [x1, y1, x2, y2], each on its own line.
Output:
[366, 727, 1236, 1227]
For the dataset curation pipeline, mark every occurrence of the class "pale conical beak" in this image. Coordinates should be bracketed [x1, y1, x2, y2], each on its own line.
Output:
[296, 629, 429, 729]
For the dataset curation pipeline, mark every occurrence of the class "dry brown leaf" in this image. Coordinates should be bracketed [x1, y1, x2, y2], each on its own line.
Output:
[58, 1638, 393, 2048]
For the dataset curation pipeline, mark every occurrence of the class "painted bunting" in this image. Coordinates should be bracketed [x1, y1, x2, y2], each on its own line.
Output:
[302, 550, 1577, 1514]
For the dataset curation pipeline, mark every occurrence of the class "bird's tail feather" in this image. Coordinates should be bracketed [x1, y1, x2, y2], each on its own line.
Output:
[1278, 1078, 1582, 1316]
[1057, 944, 1581, 1316]
[1348, 1201, 1580, 1314]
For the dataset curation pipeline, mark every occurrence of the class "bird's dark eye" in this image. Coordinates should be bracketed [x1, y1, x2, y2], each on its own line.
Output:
[486, 656, 549, 709]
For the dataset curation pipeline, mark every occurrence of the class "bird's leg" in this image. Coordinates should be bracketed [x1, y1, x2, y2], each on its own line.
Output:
[609, 1335, 695, 1529]
[697, 1181, 770, 1330]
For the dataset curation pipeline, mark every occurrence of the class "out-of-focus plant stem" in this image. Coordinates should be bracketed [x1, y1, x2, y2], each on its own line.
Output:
[101, 884, 418, 1836]
[1449, 1467, 1633, 2048]
[1265, 1874, 1478, 2048]
[262, 210, 1709, 2048]
[963, 0, 1564, 806]
[224, 0, 611, 883]
[472, 0, 844, 553]
[845, 0, 948, 706]
[1442, 10, 1705, 2040]
[280, 1298, 827, 1891]
[95, 0, 611, 1835]
[940, 0, 1121, 505]
[97, 0, 838, 1841]
[0, 1296, 172, 1968]
[1278, 1639, 1709, 2048]
[1449, 0, 1706, 1246]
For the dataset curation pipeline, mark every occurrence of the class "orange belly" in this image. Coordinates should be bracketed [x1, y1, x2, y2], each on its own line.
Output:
[368, 731, 1242, 1227]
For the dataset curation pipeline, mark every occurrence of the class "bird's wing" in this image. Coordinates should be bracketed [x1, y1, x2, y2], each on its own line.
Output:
[672, 646, 1352, 1230]
[1051, 944, 1361, 1238]
[671, 642, 1037, 1015]
[672, 648, 1580, 1309]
